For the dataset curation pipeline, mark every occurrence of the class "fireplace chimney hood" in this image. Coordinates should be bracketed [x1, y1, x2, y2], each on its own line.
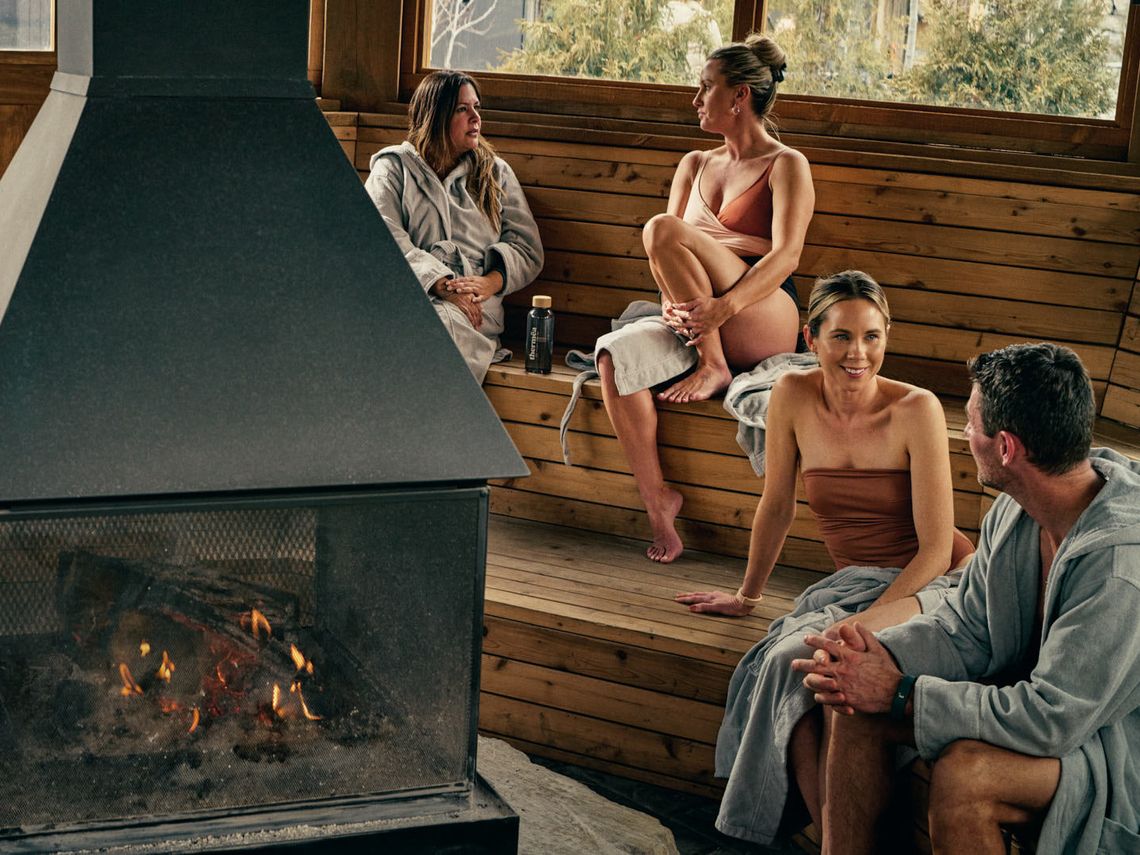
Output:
[0, 0, 528, 506]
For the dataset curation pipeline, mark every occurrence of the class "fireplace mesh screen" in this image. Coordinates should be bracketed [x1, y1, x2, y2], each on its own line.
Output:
[0, 490, 484, 837]
[0, 508, 318, 637]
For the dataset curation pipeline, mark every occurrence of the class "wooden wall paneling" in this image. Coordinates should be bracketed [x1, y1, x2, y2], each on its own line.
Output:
[795, 247, 1129, 311]
[307, 0, 325, 90]
[489, 485, 836, 571]
[358, 101, 1140, 191]
[322, 110, 358, 164]
[0, 102, 43, 177]
[322, 0, 401, 111]
[806, 214, 1139, 278]
[1104, 275, 1140, 427]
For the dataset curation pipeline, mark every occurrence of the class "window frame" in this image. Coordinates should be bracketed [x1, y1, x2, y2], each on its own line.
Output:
[397, 0, 1140, 164]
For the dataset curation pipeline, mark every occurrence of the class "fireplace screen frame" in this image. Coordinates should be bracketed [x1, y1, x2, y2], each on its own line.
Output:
[0, 484, 491, 851]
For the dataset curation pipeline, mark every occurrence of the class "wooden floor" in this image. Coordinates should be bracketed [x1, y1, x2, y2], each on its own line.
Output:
[479, 513, 825, 798]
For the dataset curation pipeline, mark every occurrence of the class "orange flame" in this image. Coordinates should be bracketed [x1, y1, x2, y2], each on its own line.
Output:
[241, 608, 272, 640]
[139, 640, 151, 657]
[118, 663, 143, 696]
[297, 686, 323, 721]
[289, 643, 314, 675]
[158, 698, 181, 714]
[188, 707, 200, 733]
[271, 683, 285, 718]
[156, 650, 175, 683]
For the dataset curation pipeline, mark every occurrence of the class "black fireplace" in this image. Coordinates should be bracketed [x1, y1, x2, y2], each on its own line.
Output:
[0, 1, 526, 851]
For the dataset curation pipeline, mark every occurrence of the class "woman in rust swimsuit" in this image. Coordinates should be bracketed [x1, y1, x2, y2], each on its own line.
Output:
[676, 271, 974, 847]
[596, 33, 813, 563]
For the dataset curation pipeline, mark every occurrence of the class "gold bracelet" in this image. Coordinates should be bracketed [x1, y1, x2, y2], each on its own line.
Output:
[734, 587, 764, 608]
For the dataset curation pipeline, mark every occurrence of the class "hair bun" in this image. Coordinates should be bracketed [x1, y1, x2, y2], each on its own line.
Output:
[743, 32, 787, 74]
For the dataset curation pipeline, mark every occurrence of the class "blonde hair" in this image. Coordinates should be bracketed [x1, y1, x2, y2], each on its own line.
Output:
[708, 33, 787, 129]
[806, 270, 891, 337]
[407, 71, 502, 232]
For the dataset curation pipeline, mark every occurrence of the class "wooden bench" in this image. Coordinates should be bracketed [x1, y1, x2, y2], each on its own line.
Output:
[327, 107, 1140, 850]
[479, 360, 1138, 854]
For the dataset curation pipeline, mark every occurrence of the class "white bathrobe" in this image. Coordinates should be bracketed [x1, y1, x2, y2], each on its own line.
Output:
[365, 141, 544, 382]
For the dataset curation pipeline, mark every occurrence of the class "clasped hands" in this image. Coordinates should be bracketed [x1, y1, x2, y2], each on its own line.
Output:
[433, 272, 503, 329]
[790, 621, 902, 716]
[663, 294, 732, 346]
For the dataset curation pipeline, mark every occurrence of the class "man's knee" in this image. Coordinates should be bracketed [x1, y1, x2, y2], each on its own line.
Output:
[930, 740, 998, 808]
[642, 213, 685, 255]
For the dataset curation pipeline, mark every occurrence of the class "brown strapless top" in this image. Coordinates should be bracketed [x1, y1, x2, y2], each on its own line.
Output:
[801, 468, 973, 572]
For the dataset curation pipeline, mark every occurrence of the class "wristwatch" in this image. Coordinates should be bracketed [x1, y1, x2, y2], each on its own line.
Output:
[890, 674, 917, 721]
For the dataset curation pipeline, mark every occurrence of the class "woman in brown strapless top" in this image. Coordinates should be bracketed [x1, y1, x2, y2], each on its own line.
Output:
[676, 271, 974, 845]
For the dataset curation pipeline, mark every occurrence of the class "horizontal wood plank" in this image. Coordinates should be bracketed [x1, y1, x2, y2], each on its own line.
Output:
[1103, 385, 1140, 429]
[479, 693, 717, 785]
[481, 655, 724, 743]
[481, 734, 722, 799]
[482, 616, 734, 704]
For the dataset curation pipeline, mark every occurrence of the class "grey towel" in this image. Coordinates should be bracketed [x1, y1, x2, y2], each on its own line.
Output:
[723, 352, 819, 476]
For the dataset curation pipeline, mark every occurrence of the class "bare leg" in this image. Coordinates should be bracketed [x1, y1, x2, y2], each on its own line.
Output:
[928, 740, 1058, 855]
[790, 597, 923, 838]
[597, 351, 684, 563]
[642, 214, 797, 403]
[643, 215, 733, 402]
[823, 713, 910, 855]
[789, 708, 824, 831]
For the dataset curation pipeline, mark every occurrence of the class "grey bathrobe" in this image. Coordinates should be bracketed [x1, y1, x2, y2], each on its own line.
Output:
[879, 448, 1140, 854]
[365, 141, 543, 382]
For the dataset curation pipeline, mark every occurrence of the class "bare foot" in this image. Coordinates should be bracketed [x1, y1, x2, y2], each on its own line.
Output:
[657, 363, 731, 404]
[645, 487, 684, 563]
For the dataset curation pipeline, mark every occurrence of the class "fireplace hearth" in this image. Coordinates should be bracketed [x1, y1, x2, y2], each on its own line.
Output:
[0, 1, 525, 851]
[0, 491, 518, 853]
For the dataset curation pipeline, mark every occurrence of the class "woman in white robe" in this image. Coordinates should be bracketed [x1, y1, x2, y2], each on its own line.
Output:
[365, 71, 543, 383]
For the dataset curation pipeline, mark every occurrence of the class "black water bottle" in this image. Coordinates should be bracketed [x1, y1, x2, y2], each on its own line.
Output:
[525, 295, 554, 374]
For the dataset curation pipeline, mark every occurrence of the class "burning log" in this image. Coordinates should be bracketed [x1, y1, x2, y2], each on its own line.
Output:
[57, 551, 327, 726]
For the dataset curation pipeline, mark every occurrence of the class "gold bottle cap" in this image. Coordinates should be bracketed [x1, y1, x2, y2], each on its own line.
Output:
[531, 295, 552, 309]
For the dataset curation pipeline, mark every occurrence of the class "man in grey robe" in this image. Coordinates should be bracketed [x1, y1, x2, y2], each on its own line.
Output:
[794, 342, 1140, 854]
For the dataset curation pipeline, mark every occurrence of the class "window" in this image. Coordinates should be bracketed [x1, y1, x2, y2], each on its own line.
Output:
[401, 0, 1139, 160]
[0, 0, 53, 51]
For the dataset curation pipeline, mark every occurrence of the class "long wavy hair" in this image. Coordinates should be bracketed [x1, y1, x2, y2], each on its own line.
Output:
[407, 70, 502, 232]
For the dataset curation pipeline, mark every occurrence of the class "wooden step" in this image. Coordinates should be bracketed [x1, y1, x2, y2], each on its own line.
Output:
[479, 514, 819, 798]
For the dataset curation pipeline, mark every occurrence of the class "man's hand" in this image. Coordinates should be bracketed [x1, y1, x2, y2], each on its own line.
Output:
[790, 622, 902, 716]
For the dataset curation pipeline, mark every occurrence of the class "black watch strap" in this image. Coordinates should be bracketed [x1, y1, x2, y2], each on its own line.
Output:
[890, 674, 917, 721]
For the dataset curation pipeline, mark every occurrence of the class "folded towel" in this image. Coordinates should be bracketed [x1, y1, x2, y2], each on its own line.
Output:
[723, 352, 819, 476]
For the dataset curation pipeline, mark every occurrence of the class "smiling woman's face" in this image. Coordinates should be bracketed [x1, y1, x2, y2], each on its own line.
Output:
[447, 83, 481, 158]
[810, 298, 889, 386]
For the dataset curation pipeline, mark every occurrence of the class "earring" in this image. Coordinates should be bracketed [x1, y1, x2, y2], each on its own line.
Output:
[732, 105, 741, 116]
